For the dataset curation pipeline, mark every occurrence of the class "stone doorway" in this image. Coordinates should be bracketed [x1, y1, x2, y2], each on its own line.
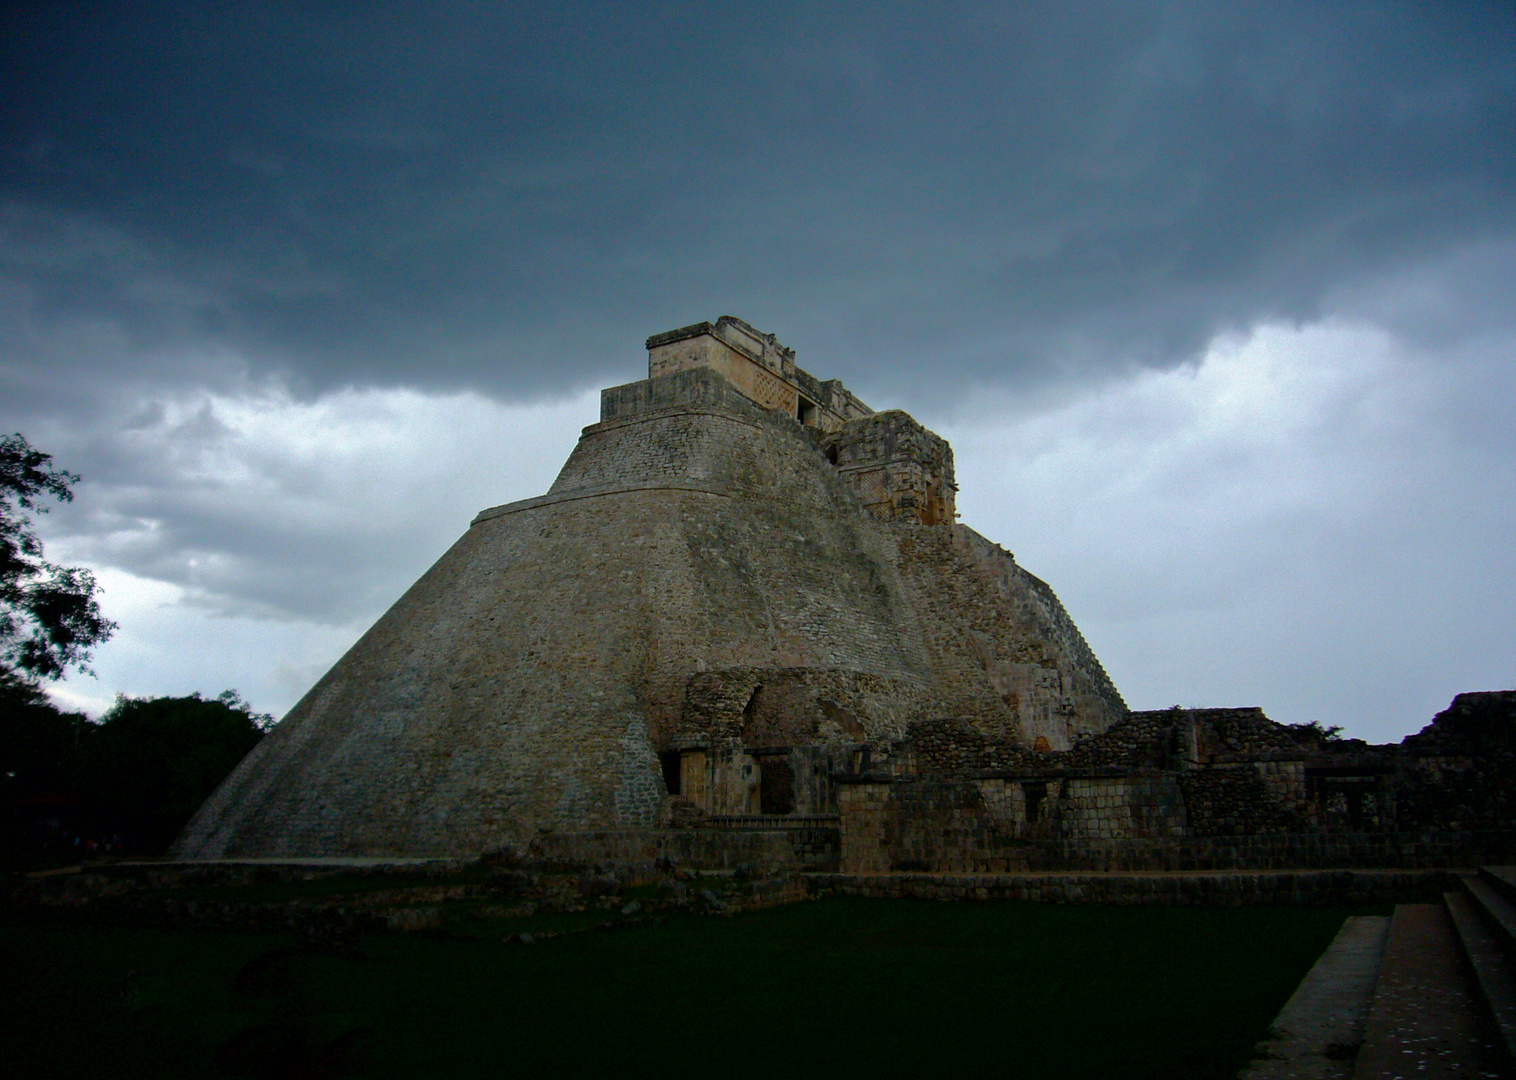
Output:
[756, 753, 795, 816]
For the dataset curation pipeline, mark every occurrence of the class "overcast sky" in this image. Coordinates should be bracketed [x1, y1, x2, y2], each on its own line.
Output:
[4, 2, 1512, 742]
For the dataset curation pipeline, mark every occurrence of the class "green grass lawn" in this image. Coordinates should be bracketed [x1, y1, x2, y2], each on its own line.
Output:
[2, 898, 1369, 1079]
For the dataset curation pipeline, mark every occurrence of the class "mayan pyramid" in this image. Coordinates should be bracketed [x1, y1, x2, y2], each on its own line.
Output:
[174, 317, 1125, 858]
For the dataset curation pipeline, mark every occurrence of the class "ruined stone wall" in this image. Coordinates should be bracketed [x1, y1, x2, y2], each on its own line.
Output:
[1394, 691, 1516, 830]
[1063, 710, 1179, 769]
[526, 827, 840, 873]
[1058, 776, 1191, 841]
[894, 717, 1045, 774]
[828, 410, 956, 526]
[840, 694, 1516, 874]
[838, 773, 1191, 874]
[1178, 764, 1312, 835]
[838, 776, 1515, 874]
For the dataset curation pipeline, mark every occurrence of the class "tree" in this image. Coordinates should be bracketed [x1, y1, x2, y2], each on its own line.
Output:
[80, 691, 270, 853]
[0, 433, 116, 682]
[0, 668, 92, 865]
[2, 685, 271, 864]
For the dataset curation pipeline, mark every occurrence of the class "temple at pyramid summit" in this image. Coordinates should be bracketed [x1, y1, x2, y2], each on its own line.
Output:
[173, 317, 1514, 873]
[173, 316, 1127, 858]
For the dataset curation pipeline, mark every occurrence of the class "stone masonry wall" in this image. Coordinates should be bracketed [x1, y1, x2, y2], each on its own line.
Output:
[837, 695, 1516, 875]
[527, 827, 841, 874]
[885, 527, 1127, 748]
[1179, 763, 1312, 835]
[839, 775, 1191, 874]
[838, 778, 1516, 873]
[828, 410, 956, 526]
[956, 528, 1128, 744]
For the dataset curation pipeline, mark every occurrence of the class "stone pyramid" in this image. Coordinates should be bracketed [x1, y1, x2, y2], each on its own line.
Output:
[174, 318, 1125, 858]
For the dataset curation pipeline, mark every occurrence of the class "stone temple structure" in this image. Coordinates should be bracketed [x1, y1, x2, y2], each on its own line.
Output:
[175, 316, 1128, 858]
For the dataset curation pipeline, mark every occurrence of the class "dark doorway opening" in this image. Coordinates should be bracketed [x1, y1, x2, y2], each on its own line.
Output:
[660, 751, 682, 796]
[758, 755, 795, 815]
[1023, 781, 1047, 822]
[797, 399, 817, 426]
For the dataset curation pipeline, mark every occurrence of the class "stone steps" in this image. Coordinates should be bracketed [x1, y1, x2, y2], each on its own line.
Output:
[1463, 872, 1516, 951]
[1445, 890, 1516, 1062]
[1238, 916, 1390, 1079]
[1446, 869, 1516, 1061]
[1352, 902, 1504, 1077]
[1244, 868, 1516, 1078]
[1480, 865, 1516, 909]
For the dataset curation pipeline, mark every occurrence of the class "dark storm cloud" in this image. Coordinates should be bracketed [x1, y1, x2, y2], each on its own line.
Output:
[3, 1, 1512, 407]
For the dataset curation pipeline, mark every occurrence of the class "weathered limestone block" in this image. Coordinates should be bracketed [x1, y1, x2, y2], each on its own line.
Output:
[826, 410, 957, 526]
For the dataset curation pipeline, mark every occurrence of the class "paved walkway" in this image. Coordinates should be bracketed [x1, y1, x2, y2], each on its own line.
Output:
[1240, 915, 1391, 1080]
[1353, 903, 1507, 1078]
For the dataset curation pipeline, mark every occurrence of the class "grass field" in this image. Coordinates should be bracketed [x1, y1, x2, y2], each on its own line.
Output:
[2, 897, 1372, 1079]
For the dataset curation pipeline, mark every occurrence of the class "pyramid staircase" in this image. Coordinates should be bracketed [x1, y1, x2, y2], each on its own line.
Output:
[1242, 866, 1516, 1078]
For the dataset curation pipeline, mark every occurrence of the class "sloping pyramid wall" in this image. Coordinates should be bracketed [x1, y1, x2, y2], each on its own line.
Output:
[174, 368, 1123, 858]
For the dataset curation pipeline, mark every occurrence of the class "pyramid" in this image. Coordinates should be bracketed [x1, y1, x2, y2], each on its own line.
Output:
[174, 318, 1125, 858]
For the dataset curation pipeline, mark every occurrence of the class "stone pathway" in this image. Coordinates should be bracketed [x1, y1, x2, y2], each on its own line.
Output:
[1240, 915, 1390, 1080]
[1352, 903, 1507, 1078]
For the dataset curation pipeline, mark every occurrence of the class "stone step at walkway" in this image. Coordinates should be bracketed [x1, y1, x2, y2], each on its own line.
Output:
[1482, 867, 1516, 906]
[1222, 869, 1516, 1077]
[1352, 902, 1507, 1078]
[1240, 915, 1391, 1080]
[1446, 889, 1516, 1061]
[1468, 872, 1516, 949]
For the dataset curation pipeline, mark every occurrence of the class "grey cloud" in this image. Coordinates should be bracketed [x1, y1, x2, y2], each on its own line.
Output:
[31, 378, 595, 625]
[2, 1, 1511, 411]
[5, 2, 1514, 731]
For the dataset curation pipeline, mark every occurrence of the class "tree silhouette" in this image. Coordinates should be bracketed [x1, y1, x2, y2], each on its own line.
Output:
[0, 434, 116, 682]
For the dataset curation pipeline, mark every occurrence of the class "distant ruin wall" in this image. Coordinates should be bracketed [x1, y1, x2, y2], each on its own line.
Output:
[838, 694, 1516, 874]
[838, 775, 1515, 873]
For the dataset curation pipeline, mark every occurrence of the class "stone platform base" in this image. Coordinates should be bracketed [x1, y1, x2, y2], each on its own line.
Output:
[803, 869, 1460, 906]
